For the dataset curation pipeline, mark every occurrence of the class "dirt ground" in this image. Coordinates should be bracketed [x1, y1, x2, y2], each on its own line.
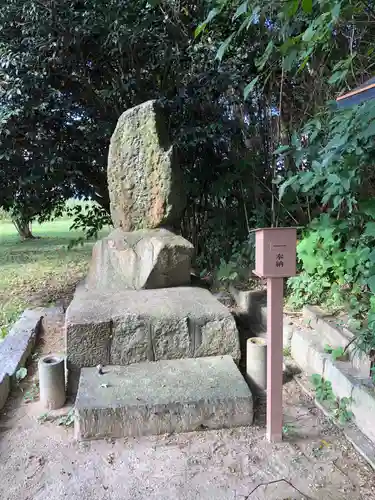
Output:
[1, 309, 375, 500]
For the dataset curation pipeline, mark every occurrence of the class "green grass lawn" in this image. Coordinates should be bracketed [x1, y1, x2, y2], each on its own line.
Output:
[0, 219, 107, 331]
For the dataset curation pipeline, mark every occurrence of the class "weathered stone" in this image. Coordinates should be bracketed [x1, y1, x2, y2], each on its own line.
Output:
[196, 318, 239, 359]
[74, 356, 253, 440]
[0, 372, 10, 411]
[108, 100, 185, 230]
[0, 309, 43, 380]
[213, 291, 234, 308]
[66, 286, 241, 394]
[303, 305, 372, 377]
[352, 385, 375, 444]
[86, 228, 194, 291]
[303, 305, 350, 347]
[0, 308, 43, 409]
[229, 287, 266, 319]
[344, 425, 375, 470]
[324, 359, 358, 400]
[290, 327, 328, 376]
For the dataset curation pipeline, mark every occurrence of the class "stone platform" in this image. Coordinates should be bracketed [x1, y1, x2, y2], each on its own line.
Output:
[66, 286, 241, 393]
[74, 356, 253, 440]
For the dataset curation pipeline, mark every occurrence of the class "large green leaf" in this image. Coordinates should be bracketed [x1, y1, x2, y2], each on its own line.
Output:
[362, 120, 375, 141]
[194, 8, 220, 37]
[364, 222, 375, 238]
[279, 175, 298, 199]
[328, 69, 348, 85]
[216, 33, 235, 62]
[244, 76, 259, 99]
[233, 1, 248, 20]
[255, 41, 274, 70]
[16, 367, 27, 382]
[368, 275, 375, 294]
[287, 0, 299, 16]
[302, 25, 316, 42]
[302, 0, 313, 13]
[273, 144, 290, 155]
[359, 199, 375, 218]
[331, 3, 341, 20]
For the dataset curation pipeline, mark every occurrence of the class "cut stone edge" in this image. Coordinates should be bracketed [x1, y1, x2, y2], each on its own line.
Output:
[0, 308, 43, 410]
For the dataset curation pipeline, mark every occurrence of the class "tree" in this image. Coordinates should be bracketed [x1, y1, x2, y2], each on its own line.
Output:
[0, 0, 274, 257]
[197, 0, 375, 351]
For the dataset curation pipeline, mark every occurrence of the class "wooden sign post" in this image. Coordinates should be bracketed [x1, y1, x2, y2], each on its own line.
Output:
[253, 228, 297, 442]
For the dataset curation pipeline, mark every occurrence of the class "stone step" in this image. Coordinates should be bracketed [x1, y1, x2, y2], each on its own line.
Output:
[66, 286, 241, 394]
[74, 356, 253, 440]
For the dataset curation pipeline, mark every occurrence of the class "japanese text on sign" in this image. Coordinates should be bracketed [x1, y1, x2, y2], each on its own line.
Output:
[275, 253, 284, 268]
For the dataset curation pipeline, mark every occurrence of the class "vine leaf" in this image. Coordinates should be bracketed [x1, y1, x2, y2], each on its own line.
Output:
[243, 76, 259, 100]
[216, 34, 235, 62]
[367, 275, 375, 294]
[194, 8, 220, 37]
[302, 0, 313, 13]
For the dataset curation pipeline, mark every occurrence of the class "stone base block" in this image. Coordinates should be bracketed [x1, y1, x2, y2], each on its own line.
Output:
[87, 228, 194, 291]
[74, 356, 253, 440]
[66, 286, 241, 393]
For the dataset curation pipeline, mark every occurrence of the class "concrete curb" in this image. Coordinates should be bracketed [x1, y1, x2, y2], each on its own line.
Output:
[0, 373, 10, 410]
[303, 305, 372, 376]
[260, 303, 375, 460]
[228, 287, 266, 324]
[298, 307, 375, 446]
[294, 371, 375, 470]
[0, 309, 44, 410]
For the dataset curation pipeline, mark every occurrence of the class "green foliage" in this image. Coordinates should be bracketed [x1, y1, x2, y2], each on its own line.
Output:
[287, 224, 349, 311]
[195, 0, 375, 358]
[280, 100, 375, 214]
[37, 413, 50, 424]
[283, 346, 291, 357]
[1, 0, 295, 255]
[0, 325, 8, 341]
[0, 208, 10, 222]
[24, 382, 39, 403]
[216, 235, 255, 282]
[282, 423, 296, 436]
[57, 409, 75, 427]
[67, 202, 112, 246]
[216, 258, 240, 283]
[212, 234, 256, 286]
[1, 0, 374, 294]
[333, 397, 354, 425]
[310, 374, 335, 405]
[37, 409, 74, 427]
[288, 213, 375, 354]
[198, 0, 373, 108]
[311, 374, 354, 423]
[15, 367, 27, 383]
[324, 345, 347, 361]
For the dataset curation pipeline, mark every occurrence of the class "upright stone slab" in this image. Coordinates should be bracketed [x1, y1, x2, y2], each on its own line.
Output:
[74, 356, 253, 440]
[87, 227, 194, 290]
[66, 286, 241, 394]
[108, 100, 185, 231]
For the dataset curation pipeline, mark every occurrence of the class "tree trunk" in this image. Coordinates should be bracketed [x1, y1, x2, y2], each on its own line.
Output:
[12, 218, 35, 240]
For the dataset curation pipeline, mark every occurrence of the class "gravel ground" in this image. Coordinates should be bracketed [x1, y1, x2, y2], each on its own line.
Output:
[1, 309, 375, 500]
[1, 378, 375, 500]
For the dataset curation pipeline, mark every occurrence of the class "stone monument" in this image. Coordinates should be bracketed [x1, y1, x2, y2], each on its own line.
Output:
[65, 100, 241, 394]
